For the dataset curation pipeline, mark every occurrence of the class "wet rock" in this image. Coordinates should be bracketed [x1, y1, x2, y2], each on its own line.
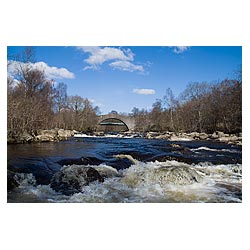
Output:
[50, 165, 104, 195]
[93, 165, 119, 178]
[153, 166, 203, 185]
[7, 170, 37, 190]
[123, 165, 203, 187]
[7, 170, 19, 190]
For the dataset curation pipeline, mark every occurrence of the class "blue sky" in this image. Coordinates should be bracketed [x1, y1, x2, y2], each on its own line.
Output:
[7, 46, 242, 114]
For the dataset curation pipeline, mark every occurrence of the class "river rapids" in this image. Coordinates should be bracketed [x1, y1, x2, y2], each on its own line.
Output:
[7, 136, 242, 203]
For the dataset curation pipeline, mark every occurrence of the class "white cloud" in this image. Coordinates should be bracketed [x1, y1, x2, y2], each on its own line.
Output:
[77, 46, 144, 73]
[133, 88, 156, 95]
[109, 61, 144, 73]
[170, 46, 190, 54]
[78, 46, 134, 66]
[8, 60, 75, 79]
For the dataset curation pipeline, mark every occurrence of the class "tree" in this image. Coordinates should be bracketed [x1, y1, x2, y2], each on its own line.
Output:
[7, 50, 54, 137]
[163, 88, 176, 131]
[150, 99, 163, 131]
[54, 82, 68, 113]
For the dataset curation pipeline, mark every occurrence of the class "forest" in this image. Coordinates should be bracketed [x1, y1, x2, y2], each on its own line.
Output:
[7, 47, 242, 139]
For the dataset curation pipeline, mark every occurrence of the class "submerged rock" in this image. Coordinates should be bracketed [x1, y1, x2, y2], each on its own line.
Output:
[50, 165, 104, 195]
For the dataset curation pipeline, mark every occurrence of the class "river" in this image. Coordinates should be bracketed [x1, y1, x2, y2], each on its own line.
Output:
[7, 136, 242, 203]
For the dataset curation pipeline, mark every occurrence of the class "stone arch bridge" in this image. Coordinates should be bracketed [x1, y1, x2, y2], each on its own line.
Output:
[97, 114, 135, 132]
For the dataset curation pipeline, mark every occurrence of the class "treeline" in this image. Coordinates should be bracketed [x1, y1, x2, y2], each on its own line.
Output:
[8, 48, 242, 138]
[131, 75, 242, 134]
[7, 48, 99, 138]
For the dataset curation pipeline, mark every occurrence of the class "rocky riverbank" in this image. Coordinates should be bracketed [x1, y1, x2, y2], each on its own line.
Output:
[7, 129, 77, 144]
[89, 130, 242, 145]
[8, 128, 242, 145]
[143, 131, 242, 145]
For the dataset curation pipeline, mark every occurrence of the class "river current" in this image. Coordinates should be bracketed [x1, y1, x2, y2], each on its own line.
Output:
[7, 136, 242, 203]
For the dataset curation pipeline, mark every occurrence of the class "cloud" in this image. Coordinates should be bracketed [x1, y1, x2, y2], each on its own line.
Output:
[109, 61, 144, 73]
[8, 60, 75, 79]
[133, 88, 156, 95]
[170, 46, 190, 54]
[77, 46, 144, 73]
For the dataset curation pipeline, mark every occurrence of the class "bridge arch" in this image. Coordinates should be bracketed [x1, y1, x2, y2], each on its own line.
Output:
[97, 114, 135, 132]
[97, 118, 129, 132]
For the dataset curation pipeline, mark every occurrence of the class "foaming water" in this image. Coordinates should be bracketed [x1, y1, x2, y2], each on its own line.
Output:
[8, 158, 242, 203]
[8, 138, 242, 202]
[191, 146, 239, 153]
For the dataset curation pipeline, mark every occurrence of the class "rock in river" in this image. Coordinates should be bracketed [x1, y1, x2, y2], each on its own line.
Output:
[50, 165, 104, 195]
[122, 164, 203, 188]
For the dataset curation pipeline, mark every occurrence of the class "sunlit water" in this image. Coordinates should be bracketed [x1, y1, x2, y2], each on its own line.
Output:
[7, 137, 242, 203]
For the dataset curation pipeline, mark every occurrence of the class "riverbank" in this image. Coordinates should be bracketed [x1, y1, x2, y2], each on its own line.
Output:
[76, 130, 242, 145]
[7, 128, 242, 146]
[7, 128, 76, 144]
[143, 131, 242, 145]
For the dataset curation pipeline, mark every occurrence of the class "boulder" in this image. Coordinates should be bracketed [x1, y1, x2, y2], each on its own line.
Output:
[210, 132, 219, 139]
[219, 135, 239, 143]
[153, 166, 203, 185]
[145, 132, 160, 139]
[37, 129, 58, 137]
[50, 165, 104, 195]
[189, 132, 200, 138]
[35, 129, 58, 142]
[217, 131, 225, 138]
[122, 165, 203, 187]
[58, 129, 73, 140]
[35, 134, 55, 142]
[19, 132, 33, 143]
[155, 133, 171, 139]
[197, 133, 209, 140]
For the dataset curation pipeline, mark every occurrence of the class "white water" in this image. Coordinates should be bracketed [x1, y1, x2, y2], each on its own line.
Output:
[191, 146, 239, 153]
[9, 157, 242, 203]
[74, 133, 135, 139]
